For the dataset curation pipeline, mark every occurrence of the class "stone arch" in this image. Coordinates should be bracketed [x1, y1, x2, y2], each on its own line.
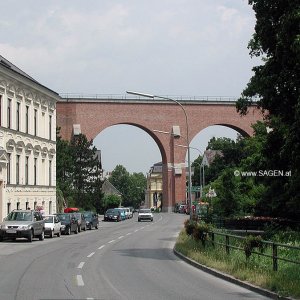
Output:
[94, 121, 167, 165]
[57, 99, 263, 211]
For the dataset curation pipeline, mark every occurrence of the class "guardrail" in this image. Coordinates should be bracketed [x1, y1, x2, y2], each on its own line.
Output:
[208, 231, 300, 271]
[59, 93, 241, 102]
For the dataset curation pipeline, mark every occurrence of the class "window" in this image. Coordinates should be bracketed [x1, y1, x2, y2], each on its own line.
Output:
[49, 115, 52, 140]
[25, 156, 29, 185]
[49, 160, 52, 186]
[16, 102, 20, 131]
[25, 106, 29, 134]
[7, 153, 11, 184]
[7, 99, 12, 129]
[34, 158, 37, 185]
[7, 203, 11, 215]
[34, 109, 37, 136]
[26, 202, 29, 210]
[17, 202, 20, 210]
[16, 155, 20, 184]
[49, 201, 52, 214]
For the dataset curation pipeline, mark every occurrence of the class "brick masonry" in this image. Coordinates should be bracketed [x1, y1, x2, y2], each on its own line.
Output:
[57, 99, 263, 211]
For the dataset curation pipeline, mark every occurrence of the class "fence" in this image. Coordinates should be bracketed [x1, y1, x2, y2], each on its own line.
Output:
[208, 231, 300, 271]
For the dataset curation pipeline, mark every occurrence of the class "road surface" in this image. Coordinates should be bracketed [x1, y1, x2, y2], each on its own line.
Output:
[0, 213, 270, 300]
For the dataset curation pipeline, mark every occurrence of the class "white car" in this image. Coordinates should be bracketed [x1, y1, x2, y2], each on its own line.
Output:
[43, 215, 61, 238]
[138, 209, 153, 222]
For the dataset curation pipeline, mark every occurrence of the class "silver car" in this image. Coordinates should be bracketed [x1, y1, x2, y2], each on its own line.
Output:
[0, 210, 45, 242]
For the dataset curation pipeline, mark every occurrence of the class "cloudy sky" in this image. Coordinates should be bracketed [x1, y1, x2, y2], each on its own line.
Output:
[0, 0, 259, 174]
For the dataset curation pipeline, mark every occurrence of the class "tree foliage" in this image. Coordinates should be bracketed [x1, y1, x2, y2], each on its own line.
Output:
[56, 128, 104, 212]
[235, 0, 300, 219]
[109, 165, 146, 208]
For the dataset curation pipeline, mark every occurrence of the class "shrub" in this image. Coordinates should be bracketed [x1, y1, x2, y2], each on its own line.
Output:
[184, 219, 197, 236]
[193, 223, 211, 246]
[243, 235, 264, 259]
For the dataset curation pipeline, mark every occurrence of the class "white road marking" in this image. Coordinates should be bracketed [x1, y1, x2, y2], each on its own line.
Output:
[134, 229, 139, 232]
[126, 232, 132, 236]
[87, 252, 95, 258]
[108, 239, 115, 243]
[86, 298, 94, 300]
[118, 236, 124, 239]
[77, 274, 84, 286]
[98, 245, 105, 250]
[77, 262, 85, 269]
[141, 226, 145, 229]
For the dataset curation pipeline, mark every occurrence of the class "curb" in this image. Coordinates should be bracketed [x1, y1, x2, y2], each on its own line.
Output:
[173, 247, 295, 300]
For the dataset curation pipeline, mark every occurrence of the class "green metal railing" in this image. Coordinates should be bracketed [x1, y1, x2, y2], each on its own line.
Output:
[208, 231, 300, 271]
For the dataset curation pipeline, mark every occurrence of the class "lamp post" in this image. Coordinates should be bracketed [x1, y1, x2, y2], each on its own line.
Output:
[177, 144, 204, 199]
[126, 91, 193, 219]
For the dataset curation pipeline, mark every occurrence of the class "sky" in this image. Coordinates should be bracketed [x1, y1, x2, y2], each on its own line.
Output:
[0, 0, 259, 174]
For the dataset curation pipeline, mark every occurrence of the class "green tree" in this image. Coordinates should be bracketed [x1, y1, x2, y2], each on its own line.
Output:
[103, 194, 121, 210]
[56, 127, 74, 202]
[70, 134, 103, 210]
[236, 0, 300, 219]
[109, 165, 130, 204]
[127, 172, 147, 208]
[109, 165, 147, 208]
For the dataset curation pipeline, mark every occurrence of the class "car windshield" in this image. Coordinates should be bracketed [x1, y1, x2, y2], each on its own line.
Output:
[139, 209, 151, 213]
[6, 211, 32, 221]
[56, 214, 69, 221]
[83, 212, 92, 218]
[73, 213, 81, 219]
[44, 216, 54, 223]
[106, 209, 114, 213]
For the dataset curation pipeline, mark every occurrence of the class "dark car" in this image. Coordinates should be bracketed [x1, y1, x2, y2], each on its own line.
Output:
[0, 210, 45, 242]
[73, 213, 87, 232]
[55, 213, 78, 235]
[83, 211, 99, 230]
[104, 209, 121, 222]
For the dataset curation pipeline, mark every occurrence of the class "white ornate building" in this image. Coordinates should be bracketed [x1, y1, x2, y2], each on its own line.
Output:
[0, 55, 59, 221]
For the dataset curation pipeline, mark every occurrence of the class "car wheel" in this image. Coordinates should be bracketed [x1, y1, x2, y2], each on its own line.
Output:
[28, 230, 33, 242]
[39, 230, 45, 241]
[57, 230, 61, 237]
[0, 236, 3, 242]
[49, 230, 54, 238]
[66, 226, 71, 235]
[138, 219, 141, 222]
[83, 225, 86, 231]
[78, 226, 81, 233]
[95, 224, 98, 229]
[151, 218, 153, 222]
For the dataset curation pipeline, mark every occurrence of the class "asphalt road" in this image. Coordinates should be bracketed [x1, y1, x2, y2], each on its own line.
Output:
[0, 213, 271, 300]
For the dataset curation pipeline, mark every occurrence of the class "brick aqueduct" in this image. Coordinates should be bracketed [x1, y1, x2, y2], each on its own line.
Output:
[57, 95, 262, 212]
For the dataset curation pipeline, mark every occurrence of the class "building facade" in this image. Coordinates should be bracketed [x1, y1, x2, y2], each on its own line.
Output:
[0, 56, 59, 220]
[145, 162, 163, 209]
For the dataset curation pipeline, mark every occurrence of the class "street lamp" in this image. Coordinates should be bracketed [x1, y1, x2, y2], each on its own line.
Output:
[126, 91, 193, 219]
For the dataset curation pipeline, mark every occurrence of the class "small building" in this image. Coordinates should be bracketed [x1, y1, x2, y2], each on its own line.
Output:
[145, 162, 163, 209]
[0, 55, 59, 220]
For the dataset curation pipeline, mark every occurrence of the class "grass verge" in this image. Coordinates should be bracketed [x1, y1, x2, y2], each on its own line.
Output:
[175, 230, 300, 299]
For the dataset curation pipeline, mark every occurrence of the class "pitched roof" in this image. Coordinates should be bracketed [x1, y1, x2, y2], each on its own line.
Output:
[0, 54, 59, 95]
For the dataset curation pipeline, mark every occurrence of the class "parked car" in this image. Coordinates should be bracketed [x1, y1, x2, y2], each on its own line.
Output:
[83, 211, 99, 230]
[104, 209, 121, 222]
[179, 204, 187, 214]
[73, 213, 87, 232]
[138, 208, 153, 222]
[0, 210, 45, 242]
[43, 215, 62, 238]
[55, 213, 78, 235]
[115, 208, 126, 220]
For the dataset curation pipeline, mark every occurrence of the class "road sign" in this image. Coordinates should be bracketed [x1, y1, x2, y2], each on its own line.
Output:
[186, 186, 201, 192]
